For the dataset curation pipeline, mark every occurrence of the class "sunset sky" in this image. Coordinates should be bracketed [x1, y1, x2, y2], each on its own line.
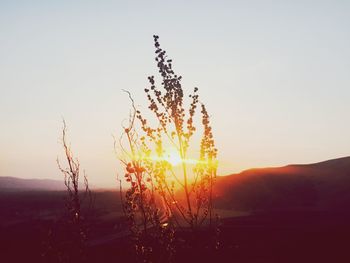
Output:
[1, 1, 350, 187]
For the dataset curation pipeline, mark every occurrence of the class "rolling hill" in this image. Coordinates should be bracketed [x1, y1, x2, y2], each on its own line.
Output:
[214, 156, 350, 212]
[0, 176, 65, 191]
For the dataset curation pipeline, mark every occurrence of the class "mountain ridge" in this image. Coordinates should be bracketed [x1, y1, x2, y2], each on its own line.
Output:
[214, 156, 350, 212]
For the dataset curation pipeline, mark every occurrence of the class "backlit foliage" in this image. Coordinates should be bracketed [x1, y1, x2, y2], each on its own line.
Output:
[120, 35, 218, 228]
[119, 35, 218, 260]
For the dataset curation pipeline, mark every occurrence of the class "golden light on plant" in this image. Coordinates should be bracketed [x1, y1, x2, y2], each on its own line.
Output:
[119, 35, 218, 240]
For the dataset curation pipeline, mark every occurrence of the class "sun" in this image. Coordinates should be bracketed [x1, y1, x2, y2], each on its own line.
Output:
[161, 148, 204, 167]
[141, 148, 206, 168]
[165, 150, 183, 166]
[143, 147, 201, 167]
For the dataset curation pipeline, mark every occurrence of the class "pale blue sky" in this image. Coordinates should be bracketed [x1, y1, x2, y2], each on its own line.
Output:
[1, 1, 350, 187]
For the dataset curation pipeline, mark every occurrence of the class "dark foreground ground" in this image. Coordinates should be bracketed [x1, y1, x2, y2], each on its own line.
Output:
[1, 191, 350, 263]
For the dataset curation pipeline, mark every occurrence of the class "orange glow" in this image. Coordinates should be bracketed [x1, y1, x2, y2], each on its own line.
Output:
[128, 147, 217, 186]
[152, 148, 203, 166]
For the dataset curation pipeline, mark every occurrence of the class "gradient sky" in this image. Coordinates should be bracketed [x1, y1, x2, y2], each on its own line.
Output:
[1, 1, 350, 187]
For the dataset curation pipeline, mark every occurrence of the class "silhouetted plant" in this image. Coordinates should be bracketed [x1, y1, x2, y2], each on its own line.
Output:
[118, 91, 175, 262]
[57, 120, 92, 226]
[44, 120, 92, 262]
[119, 35, 219, 260]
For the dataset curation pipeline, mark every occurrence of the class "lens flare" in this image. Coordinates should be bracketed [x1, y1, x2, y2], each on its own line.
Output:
[144, 147, 206, 167]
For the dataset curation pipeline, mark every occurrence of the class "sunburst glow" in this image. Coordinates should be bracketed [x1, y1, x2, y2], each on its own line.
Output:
[144, 148, 205, 167]
[164, 150, 183, 166]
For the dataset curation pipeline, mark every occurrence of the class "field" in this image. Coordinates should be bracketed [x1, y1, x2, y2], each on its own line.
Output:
[1, 190, 349, 263]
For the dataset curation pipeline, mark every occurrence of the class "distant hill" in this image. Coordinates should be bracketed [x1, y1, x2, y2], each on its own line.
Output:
[0, 177, 66, 191]
[214, 156, 350, 212]
[3, 157, 350, 211]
